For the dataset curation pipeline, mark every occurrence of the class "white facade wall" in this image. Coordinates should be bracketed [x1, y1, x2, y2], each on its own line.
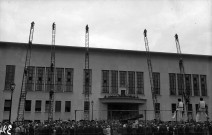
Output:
[0, 42, 211, 122]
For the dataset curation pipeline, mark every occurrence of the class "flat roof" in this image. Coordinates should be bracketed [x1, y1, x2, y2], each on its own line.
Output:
[0, 41, 211, 58]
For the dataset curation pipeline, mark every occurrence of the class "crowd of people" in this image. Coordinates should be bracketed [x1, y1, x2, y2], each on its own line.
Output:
[1, 119, 212, 135]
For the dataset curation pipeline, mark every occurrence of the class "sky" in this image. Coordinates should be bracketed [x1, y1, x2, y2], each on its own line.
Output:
[0, 0, 211, 55]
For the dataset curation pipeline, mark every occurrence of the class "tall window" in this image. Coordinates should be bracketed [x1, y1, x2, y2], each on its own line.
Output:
[35, 67, 45, 91]
[195, 104, 199, 114]
[188, 104, 193, 114]
[4, 65, 15, 90]
[65, 68, 73, 92]
[84, 101, 90, 111]
[84, 69, 92, 94]
[193, 74, 200, 96]
[4, 100, 11, 111]
[65, 101, 71, 112]
[46, 67, 54, 92]
[25, 100, 31, 111]
[102, 70, 109, 93]
[128, 71, 135, 94]
[137, 72, 144, 94]
[177, 74, 184, 95]
[188, 104, 193, 120]
[35, 100, 42, 112]
[119, 71, 127, 87]
[55, 68, 64, 92]
[111, 70, 118, 94]
[185, 74, 192, 96]
[171, 103, 176, 113]
[26, 66, 35, 91]
[45, 101, 50, 112]
[153, 72, 160, 95]
[169, 73, 176, 95]
[155, 103, 160, 114]
[200, 75, 207, 96]
[55, 101, 61, 112]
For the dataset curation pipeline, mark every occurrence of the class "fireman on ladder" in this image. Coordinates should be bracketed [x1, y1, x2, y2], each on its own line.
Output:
[196, 97, 208, 122]
[172, 98, 184, 121]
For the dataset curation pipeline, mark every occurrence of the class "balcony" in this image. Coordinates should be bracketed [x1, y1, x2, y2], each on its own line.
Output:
[99, 94, 146, 104]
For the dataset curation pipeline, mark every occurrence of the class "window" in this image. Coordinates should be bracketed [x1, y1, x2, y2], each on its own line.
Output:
[35, 67, 45, 91]
[188, 104, 192, 114]
[185, 74, 192, 96]
[193, 74, 200, 96]
[84, 69, 92, 94]
[46, 67, 54, 92]
[35, 100, 42, 112]
[65, 101, 71, 112]
[169, 73, 176, 95]
[111, 70, 118, 94]
[56, 68, 64, 92]
[65, 68, 73, 92]
[195, 104, 199, 114]
[4, 100, 11, 111]
[45, 101, 50, 112]
[120, 71, 127, 87]
[4, 65, 15, 90]
[26, 66, 35, 91]
[171, 103, 176, 113]
[188, 104, 193, 120]
[55, 101, 61, 112]
[102, 70, 109, 93]
[177, 74, 184, 95]
[200, 75, 207, 96]
[137, 72, 144, 94]
[84, 101, 90, 111]
[128, 71, 135, 94]
[153, 72, 160, 95]
[155, 103, 160, 114]
[25, 100, 31, 111]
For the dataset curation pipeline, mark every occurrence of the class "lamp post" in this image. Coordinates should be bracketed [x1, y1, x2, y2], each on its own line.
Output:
[9, 83, 15, 123]
[91, 100, 94, 120]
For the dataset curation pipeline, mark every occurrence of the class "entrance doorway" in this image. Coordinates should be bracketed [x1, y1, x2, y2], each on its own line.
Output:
[108, 103, 139, 120]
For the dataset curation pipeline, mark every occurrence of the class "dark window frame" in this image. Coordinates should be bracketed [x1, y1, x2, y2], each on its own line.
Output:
[128, 71, 135, 94]
[200, 75, 207, 96]
[55, 68, 64, 92]
[35, 100, 42, 112]
[193, 74, 200, 96]
[169, 73, 176, 95]
[153, 72, 160, 95]
[4, 65, 15, 91]
[102, 70, 109, 93]
[111, 70, 118, 94]
[137, 72, 144, 94]
[119, 71, 127, 88]
[4, 100, 11, 111]
[35, 67, 45, 91]
[65, 101, 71, 112]
[65, 68, 74, 92]
[25, 100, 31, 111]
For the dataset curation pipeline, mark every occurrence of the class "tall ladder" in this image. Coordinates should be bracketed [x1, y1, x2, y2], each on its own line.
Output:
[175, 34, 189, 121]
[16, 22, 35, 124]
[48, 22, 56, 123]
[143, 29, 157, 120]
[84, 25, 90, 120]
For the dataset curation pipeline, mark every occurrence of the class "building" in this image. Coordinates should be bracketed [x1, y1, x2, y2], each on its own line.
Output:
[0, 41, 211, 122]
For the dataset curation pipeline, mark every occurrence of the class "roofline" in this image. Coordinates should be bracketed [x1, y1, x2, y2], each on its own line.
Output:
[0, 41, 212, 57]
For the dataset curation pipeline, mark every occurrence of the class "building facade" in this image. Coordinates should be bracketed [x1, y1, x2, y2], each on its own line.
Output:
[0, 41, 211, 122]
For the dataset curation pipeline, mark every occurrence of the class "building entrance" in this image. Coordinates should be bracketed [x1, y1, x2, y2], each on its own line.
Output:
[108, 103, 139, 120]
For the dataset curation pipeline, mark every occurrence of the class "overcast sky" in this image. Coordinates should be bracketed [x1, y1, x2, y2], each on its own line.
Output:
[0, 0, 211, 55]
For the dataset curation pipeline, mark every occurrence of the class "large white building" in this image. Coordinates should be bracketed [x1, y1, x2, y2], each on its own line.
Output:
[0, 41, 211, 122]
